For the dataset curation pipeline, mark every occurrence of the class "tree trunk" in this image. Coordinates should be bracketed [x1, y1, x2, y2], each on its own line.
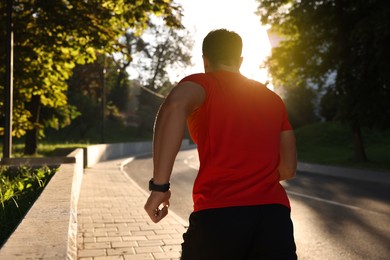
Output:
[24, 95, 41, 155]
[351, 119, 368, 162]
[24, 128, 38, 155]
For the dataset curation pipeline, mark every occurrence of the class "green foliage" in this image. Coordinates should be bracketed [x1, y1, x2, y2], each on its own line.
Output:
[134, 23, 194, 89]
[0, 166, 54, 208]
[284, 84, 320, 128]
[62, 21, 193, 142]
[257, 0, 390, 161]
[0, 165, 55, 246]
[0, 0, 184, 154]
[133, 24, 193, 134]
[257, 0, 390, 129]
[319, 86, 338, 121]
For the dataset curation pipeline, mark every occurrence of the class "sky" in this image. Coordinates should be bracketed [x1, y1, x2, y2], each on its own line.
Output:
[176, 0, 272, 84]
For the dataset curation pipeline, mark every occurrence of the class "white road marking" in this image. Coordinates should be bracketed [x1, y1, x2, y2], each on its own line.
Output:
[287, 190, 362, 211]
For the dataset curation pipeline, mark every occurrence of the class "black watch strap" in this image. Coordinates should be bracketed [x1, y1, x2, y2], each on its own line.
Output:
[149, 178, 170, 192]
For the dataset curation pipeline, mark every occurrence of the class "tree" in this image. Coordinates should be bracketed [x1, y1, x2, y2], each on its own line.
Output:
[0, 0, 183, 154]
[256, 0, 390, 161]
[319, 86, 339, 122]
[284, 84, 320, 129]
[65, 53, 138, 142]
[131, 23, 194, 134]
[64, 54, 108, 142]
[136, 23, 193, 89]
[64, 22, 193, 140]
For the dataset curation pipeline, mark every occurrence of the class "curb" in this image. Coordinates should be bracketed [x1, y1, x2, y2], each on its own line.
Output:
[298, 162, 390, 185]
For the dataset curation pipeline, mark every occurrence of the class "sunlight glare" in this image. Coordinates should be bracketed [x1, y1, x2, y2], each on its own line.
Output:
[178, 0, 272, 87]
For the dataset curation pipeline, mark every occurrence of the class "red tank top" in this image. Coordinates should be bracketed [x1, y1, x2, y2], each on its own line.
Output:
[180, 71, 292, 212]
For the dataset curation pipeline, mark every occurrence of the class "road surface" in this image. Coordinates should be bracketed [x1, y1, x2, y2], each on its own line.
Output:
[124, 148, 390, 260]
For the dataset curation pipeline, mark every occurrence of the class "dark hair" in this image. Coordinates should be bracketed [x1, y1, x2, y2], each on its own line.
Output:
[202, 29, 242, 66]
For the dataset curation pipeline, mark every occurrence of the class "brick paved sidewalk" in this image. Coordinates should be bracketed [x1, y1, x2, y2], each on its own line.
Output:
[77, 158, 188, 260]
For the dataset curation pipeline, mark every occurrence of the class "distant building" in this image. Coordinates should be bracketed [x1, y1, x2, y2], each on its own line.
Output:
[267, 28, 285, 49]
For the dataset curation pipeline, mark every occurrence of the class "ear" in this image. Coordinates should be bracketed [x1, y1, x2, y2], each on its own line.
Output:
[238, 57, 243, 68]
[202, 55, 210, 72]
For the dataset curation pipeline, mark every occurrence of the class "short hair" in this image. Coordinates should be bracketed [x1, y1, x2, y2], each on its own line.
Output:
[202, 29, 242, 66]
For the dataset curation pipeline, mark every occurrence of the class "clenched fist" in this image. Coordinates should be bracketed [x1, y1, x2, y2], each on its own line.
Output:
[144, 190, 171, 223]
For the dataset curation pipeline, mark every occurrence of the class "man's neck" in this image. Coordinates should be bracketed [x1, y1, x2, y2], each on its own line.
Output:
[206, 64, 240, 73]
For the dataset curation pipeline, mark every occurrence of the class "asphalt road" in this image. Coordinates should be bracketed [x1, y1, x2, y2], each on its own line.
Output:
[124, 147, 390, 260]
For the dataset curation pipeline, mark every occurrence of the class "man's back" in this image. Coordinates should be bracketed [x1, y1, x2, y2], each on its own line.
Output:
[181, 71, 292, 212]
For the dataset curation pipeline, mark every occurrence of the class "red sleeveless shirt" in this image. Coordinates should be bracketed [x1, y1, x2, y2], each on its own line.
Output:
[180, 71, 292, 212]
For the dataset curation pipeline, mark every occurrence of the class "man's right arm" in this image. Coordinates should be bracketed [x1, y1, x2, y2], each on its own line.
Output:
[278, 130, 297, 181]
[144, 81, 205, 223]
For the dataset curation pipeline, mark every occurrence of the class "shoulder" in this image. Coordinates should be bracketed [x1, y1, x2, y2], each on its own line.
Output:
[179, 73, 217, 95]
[166, 79, 205, 111]
[249, 79, 282, 97]
[179, 73, 216, 86]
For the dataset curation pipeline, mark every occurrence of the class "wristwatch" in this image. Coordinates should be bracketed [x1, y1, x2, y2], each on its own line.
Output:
[149, 178, 170, 192]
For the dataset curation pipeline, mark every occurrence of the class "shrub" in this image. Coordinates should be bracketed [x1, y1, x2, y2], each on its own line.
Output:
[0, 166, 55, 247]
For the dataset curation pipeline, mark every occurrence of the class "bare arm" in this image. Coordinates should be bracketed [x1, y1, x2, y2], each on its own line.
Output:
[144, 81, 205, 223]
[278, 130, 297, 181]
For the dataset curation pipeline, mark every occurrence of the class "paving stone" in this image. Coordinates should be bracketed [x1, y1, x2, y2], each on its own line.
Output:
[77, 158, 188, 259]
[107, 247, 136, 256]
[111, 241, 138, 248]
[134, 246, 163, 254]
[78, 248, 107, 257]
[95, 255, 125, 260]
[153, 251, 181, 259]
[83, 242, 111, 249]
[124, 253, 154, 260]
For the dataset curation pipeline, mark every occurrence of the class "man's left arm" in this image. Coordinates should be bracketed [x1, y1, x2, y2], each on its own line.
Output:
[278, 130, 297, 181]
[144, 81, 205, 223]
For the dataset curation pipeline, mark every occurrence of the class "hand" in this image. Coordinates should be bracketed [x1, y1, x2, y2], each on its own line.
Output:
[144, 190, 171, 223]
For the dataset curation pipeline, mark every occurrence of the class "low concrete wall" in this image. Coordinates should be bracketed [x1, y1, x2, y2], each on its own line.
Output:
[0, 140, 190, 259]
[0, 148, 84, 260]
[84, 140, 190, 168]
[67, 149, 84, 259]
[85, 141, 153, 168]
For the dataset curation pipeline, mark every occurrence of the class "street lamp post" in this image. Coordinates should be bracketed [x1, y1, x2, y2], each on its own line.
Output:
[101, 59, 106, 144]
[3, 0, 14, 159]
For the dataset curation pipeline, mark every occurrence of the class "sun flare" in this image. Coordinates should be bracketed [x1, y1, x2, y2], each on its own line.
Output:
[179, 0, 272, 87]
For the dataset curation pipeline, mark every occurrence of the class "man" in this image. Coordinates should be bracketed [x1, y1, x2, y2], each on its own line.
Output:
[144, 29, 297, 259]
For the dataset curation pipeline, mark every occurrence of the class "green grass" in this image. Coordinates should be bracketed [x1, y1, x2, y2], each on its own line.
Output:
[0, 142, 92, 158]
[295, 122, 390, 171]
[0, 166, 56, 247]
[37, 142, 90, 157]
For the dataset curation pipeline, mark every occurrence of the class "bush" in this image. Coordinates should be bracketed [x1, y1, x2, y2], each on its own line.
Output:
[0, 166, 55, 247]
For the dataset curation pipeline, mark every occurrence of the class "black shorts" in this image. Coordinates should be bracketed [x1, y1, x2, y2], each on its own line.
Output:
[181, 204, 297, 260]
